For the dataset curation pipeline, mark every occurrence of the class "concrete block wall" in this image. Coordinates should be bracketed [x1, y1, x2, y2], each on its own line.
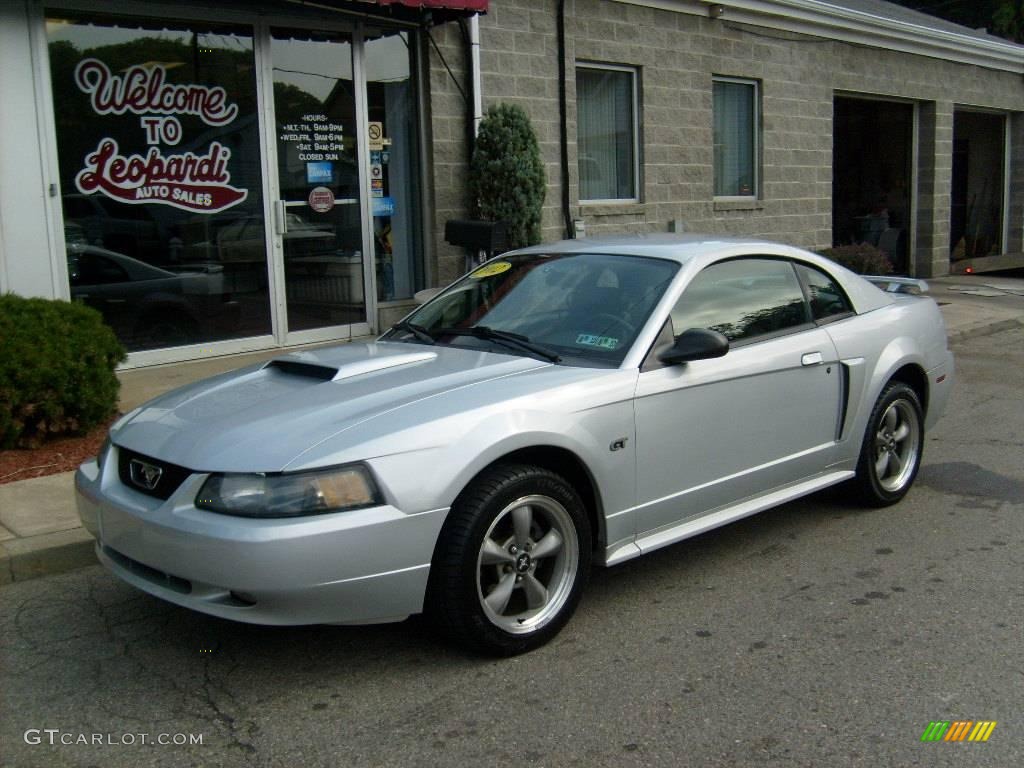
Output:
[426, 0, 1024, 283]
[916, 103, 955, 277]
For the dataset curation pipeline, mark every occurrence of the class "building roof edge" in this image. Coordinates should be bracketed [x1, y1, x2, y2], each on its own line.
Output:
[616, 0, 1024, 75]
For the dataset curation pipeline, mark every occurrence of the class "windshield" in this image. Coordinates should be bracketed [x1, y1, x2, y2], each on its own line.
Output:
[386, 252, 679, 366]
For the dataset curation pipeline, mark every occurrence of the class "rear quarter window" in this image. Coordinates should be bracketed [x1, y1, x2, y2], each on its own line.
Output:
[795, 263, 853, 322]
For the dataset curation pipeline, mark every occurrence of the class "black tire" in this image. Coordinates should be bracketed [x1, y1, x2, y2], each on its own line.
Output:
[852, 381, 924, 507]
[426, 463, 592, 656]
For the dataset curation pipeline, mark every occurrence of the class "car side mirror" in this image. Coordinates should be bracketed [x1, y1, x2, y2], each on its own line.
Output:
[657, 328, 730, 365]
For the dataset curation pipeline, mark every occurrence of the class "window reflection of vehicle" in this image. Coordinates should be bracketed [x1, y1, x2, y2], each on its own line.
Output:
[64, 221, 89, 247]
[63, 194, 164, 260]
[189, 214, 336, 264]
[66, 243, 241, 351]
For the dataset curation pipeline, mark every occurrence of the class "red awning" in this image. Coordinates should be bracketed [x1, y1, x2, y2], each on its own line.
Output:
[373, 0, 488, 11]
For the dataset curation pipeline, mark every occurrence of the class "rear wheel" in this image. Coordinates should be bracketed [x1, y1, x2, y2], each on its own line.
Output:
[426, 464, 591, 655]
[853, 382, 923, 506]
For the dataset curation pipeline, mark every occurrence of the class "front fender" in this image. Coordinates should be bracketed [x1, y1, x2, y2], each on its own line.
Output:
[367, 402, 636, 527]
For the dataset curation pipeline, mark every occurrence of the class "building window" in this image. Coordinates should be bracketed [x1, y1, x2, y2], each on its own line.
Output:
[713, 77, 759, 198]
[47, 12, 271, 353]
[576, 64, 639, 202]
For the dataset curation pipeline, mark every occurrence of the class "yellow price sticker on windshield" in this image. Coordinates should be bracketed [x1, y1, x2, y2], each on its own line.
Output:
[471, 261, 512, 279]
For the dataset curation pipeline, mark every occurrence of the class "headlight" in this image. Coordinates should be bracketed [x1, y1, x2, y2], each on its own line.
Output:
[195, 464, 382, 518]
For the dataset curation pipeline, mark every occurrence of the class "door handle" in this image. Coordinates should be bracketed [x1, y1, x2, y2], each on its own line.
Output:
[801, 352, 824, 366]
[273, 200, 287, 235]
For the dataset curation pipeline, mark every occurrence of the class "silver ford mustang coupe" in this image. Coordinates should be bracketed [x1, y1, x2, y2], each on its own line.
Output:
[76, 235, 953, 655]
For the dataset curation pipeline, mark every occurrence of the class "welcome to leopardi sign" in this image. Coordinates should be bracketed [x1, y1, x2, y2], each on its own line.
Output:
[72, 58, 247, 214]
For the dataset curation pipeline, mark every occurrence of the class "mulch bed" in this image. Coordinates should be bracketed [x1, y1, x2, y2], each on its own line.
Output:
[0, 416, 118, 485]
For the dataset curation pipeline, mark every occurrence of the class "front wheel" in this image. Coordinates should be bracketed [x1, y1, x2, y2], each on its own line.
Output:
[852, 382, 924, 506]
[426, 464, 591, 656]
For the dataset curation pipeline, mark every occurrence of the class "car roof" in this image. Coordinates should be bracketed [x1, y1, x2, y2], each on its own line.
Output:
[504, 233, 893, 315]
[508, 234, 798, 264]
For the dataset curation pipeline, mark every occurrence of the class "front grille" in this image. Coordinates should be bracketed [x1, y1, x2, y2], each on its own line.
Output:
[117, 448, 192, 500]
[103, 546, 192, 594]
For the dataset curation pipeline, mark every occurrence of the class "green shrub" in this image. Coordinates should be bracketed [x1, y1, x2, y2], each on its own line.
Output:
[469, 103, 546, 249]
[818, 243, 893, 275]
[0, 294, 125, 448]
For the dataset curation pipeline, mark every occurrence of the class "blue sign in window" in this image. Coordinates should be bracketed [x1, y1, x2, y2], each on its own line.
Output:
[306, 161, 333, 184]
[373, 196, 395, 217]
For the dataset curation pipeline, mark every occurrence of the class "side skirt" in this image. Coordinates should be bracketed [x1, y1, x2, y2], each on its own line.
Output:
[601, 470, 855, 567]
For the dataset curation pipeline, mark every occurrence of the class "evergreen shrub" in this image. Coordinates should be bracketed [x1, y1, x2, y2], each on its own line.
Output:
[0, 294, 125, 448]
[469, 103, 547, 250]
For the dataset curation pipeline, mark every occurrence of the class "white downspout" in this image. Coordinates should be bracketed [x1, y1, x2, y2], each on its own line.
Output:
[470, 13, 483, 135]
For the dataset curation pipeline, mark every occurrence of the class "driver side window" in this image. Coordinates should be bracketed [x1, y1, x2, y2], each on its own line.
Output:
[670, 258, 810, 344]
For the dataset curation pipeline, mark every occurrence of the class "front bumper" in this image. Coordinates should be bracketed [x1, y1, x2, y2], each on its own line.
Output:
[75, 452, 448, 625]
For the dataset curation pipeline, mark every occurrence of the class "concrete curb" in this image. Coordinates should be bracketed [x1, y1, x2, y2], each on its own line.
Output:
[0, 528, 97, 585]
[947, 317, 1024, 345]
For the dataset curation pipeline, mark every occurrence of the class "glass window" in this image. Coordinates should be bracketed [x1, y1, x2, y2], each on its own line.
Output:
[713, 78, 759, 197]
[795, 263, 853, 322]
[47, 13, 269, 352]
[271, 28, 366, 333]
[671, 259, 809, 343]
[365, 32, 423, 302]
[390, 253, 678, 367]
[576, 66, 638, 201]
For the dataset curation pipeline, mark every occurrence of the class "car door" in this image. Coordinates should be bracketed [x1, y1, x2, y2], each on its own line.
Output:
[634, 257, 842, 537]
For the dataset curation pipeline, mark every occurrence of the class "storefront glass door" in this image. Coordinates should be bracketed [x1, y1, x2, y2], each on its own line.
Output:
[270, 28, 370, 337]
[45, 9, 422, 364]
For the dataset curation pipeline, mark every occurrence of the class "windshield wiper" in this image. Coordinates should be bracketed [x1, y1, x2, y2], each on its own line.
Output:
[390, 320, 436, 345]
[438, 325, 561, 363]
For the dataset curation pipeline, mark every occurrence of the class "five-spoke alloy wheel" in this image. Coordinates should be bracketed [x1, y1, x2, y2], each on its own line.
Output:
[853, 381, 924, 506]
[476, 494, 579, 634]
[427, 464, 591, 655]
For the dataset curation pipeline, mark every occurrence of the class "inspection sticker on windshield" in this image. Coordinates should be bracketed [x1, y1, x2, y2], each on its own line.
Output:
[576, 333, 619, 350]
[471, 261, 512, 279]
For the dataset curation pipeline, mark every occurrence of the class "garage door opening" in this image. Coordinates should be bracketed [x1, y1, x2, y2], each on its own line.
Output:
[833, 97, 914, 274]
[951, 111, 1006, 264]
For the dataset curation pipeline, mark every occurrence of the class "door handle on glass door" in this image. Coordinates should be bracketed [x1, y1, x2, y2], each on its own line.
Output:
[273, 200, 288, 236]
[801, 352, 824, 366]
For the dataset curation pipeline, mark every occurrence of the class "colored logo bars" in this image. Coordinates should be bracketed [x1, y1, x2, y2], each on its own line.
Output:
[921, 721, 997, 742]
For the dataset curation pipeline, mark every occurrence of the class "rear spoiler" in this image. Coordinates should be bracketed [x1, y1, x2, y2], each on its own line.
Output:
[863, 275, 929, 295]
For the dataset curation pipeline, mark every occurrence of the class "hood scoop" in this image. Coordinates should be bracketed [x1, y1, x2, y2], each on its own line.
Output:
[264, 359, 337, 380]
[263, 349, 437, 383]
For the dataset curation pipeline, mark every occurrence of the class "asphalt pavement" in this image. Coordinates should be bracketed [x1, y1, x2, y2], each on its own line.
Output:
[1, 324, 1021, 768]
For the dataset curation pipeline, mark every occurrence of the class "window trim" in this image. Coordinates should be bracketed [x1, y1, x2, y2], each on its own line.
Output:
[642, 256, 818, 370]
[712, 75, 760, 201]
[576, 62, 641, 205]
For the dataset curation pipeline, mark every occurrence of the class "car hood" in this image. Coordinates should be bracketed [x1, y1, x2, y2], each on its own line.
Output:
[112, 342, 557, 472]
